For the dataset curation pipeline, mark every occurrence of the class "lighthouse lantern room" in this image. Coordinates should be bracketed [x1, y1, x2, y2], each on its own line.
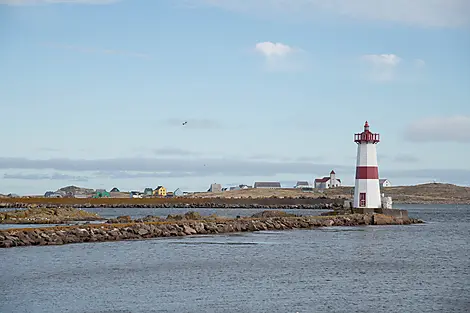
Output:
[353, 121, 382, 209]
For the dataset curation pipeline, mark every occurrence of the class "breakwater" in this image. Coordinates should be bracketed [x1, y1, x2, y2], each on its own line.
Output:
[0, 213, 423, 248]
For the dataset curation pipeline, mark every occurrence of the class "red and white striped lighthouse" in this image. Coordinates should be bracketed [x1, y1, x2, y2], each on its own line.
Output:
[353, 121, 382, 209]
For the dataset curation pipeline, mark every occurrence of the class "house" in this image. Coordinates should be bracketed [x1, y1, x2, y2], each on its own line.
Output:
[379, 179, 392, 188]
[314, 170, 342, 189]
[174, 188, 184, 197]
[208, 183, 222, 193]
[110, 187, 120, 192]
[143, 188, 154, 196]
[74, 194, 89, 199]
[44, 191, 63, 198]
[166, 191, 174, 197]
[295, 181, 310, 188]
[93, 189, 110, 198]
[153, 186, 167, 197]
[253, 182, 281, 189]
[130, 191, 143, 198]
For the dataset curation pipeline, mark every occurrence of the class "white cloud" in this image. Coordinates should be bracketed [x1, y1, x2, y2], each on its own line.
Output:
[254, 41, 307, 72]
[0, 0, 117, 4]
[188, 0, 470, 28]
[255, 42, 295, 58]
[405, 115, 470, 143]
[362, 54, 402, 81]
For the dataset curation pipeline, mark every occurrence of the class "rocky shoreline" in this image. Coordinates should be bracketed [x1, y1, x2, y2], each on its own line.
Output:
[0, 213, 423, 248]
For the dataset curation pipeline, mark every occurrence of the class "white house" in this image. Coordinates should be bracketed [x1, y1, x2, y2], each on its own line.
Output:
[379, 179, 392, 188]
[314, 170, 342, 189]
[295, 181, 310, 188]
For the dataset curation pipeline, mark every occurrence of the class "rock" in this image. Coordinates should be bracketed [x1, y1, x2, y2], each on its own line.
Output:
[137, 228, 149, 236]
[183, 225, 197, 235]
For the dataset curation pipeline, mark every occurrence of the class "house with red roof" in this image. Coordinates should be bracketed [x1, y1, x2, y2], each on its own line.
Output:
[314, 170, 342, 189]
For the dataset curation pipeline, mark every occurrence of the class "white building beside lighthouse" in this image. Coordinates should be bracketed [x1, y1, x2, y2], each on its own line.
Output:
[314, 170, 342, 189]
[353, 121, 382, 209]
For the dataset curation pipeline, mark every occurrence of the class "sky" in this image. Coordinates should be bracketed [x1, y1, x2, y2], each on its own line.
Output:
[1, 0, 469, 194]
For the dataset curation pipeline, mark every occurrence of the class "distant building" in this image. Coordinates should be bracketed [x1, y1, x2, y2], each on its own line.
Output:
[314, 170, 342, 189]
[93, 189, 110, 198]
[130, 191, 143, 198]
[110, 187, 120, 192]
[174, 188, 184, 196]
[379, 179, 392, 188]
[208, 183, 222, 193]
[44, 191, 63, 198]
[154, 186, 167, 197]
[166, 191, 174, 197]
[294, 181, 310, 188]
[143, 188, 154, 196]
[229, 184, 251, 191]
[253, 182, 281, 189]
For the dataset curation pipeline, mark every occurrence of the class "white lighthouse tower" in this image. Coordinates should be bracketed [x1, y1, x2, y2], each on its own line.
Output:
[353, 121, 382, 209]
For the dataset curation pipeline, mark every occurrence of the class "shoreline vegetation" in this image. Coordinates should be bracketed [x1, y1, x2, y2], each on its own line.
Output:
[0, 210, 424, 248]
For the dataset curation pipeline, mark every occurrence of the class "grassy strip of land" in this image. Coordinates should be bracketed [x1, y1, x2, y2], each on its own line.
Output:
[191, 183, 470, 204]
[0, 207, 103, 224]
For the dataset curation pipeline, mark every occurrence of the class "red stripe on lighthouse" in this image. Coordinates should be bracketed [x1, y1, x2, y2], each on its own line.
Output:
[355, 166, 379, 179]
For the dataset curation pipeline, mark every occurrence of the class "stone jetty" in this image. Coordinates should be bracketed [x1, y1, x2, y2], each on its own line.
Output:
[0, 212, 423, 248]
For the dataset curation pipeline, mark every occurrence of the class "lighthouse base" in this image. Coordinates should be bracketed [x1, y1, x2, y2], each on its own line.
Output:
[353, 208, 408, 219]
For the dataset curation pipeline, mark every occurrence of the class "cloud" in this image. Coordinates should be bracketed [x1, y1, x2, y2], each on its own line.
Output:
[4, 173, 89, 181]
[0, 0, 118, 5]
[0, 156, 348, 177]
[154, 147, 196, 156]
[254, 41, 308, 72]
[255, 42, 295, 58]
[42, 43, 150, 60]
[187, 0, 470, 28]
[393, 154, 420, 163]
[362, 54, 402, 81]
[404, 116, 470, 143]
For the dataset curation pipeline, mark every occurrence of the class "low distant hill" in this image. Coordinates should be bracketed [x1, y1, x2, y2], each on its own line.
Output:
[191, 183, 470, 204]
[57, 185, 94, 195]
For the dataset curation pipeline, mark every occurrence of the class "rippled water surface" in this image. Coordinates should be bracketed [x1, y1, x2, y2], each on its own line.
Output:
[1, 205, 469, 313]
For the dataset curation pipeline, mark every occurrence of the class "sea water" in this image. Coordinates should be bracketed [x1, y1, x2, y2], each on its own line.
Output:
[0, 204, 468, 313]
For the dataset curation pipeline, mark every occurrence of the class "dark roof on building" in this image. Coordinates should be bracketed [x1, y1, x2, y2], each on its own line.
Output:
[254, 182, 281, 188]
[330, 170, 336, 174]
[296, 181, 310, 186]
[315, 177, 330, 183]
[379, 179, 389, 183]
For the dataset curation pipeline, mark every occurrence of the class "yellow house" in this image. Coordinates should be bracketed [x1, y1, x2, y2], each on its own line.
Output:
[153, 186, 167, 197]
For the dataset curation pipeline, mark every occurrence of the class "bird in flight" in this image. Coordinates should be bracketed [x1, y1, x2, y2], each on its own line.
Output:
[182, 121, 188, 126]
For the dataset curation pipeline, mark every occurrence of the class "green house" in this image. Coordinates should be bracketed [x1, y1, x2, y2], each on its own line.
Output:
[93, 189, 110, 198]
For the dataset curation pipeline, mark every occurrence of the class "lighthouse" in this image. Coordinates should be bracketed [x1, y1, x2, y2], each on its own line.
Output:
[353, 121, 382, 209]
